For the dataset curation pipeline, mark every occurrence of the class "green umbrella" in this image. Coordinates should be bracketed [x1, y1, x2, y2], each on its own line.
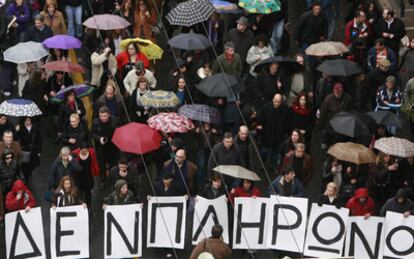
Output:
[238, 0, 281, 14]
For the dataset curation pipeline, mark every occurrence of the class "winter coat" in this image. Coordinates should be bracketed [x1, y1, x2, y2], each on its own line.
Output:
[255, 70, 280, 102]
[17, 125, 42, 169]
[190, 238, 232, 259]
[346, 188, 376, 216]
[57, 100, 86, 132]
[22, 79, 48, 112]
[223, 28, 254, 64]
[90, 51, 117, 87]
[0, 185, 3, 218]
[319, 92, 353, 130]
[211, 53, 242, 77]
[51, 189, 83, 207]
[72, 148, 100, 177]
[164, 159, 198, 195]
[268, 175, 305, 197]
[90, 116, 119, 162]
[133, 8, 157, 42]
[0, 141, 22, 165]
[25, 24, 53, 42]
[95, 94, 127, 123]
[367, 46, 397, 72]
[290, 104, 313, 134]
[154, 179, 181, 196]
[61, 122, 91, 150]
[207, 143, 245, 178]
[123, 68, 157, 94]
[5, 180, 36, 211]
[380, 197, 414, 216]
[399, 47, 414, 88]
[230, 185, 261, 204]
[5, 3, 30, 34]
[0, 159, 21, 195]
[40, 10, 67, 35]
[376, 85, 402, 111]
[294, 10, 328, 47]
[129, 89, 150, 123]
[344, 19, 370, 46]
[281, 151, 313, 185]
[108, 165, 139, 195]
[317, 195, 341, 207]
[199, 185, 227, 200]
[246, 45, 273, 77]
[115, 51, 150, 76]
[257, 102, 291, 147]
[48, 158, 82, 191]
[375, 17, 406, 52]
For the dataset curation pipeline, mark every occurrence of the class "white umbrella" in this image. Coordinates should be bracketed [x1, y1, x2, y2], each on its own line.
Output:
[374, 137, 414, 158]
[213, 165, 261, 181]
[0, 98, 42, 117]
[3, 41, 49, 63]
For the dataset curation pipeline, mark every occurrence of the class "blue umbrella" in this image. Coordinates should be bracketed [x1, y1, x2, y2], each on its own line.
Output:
[51, 84, 95, 103]
[0, 98, 42, 117]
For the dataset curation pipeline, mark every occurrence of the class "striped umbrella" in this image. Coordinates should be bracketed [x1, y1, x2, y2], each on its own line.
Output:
[148, 112, 195, 133]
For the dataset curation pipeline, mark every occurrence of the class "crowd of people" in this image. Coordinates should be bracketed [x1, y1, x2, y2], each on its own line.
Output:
[1, 0, 414, 258]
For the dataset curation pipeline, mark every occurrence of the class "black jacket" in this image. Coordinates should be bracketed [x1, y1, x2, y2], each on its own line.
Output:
[257, 102, 291, 147]
[294, 11, 328, 46]
[25, 25, 53, 42]
[375, 18, 406, 52]
[61, 122, 91, 150]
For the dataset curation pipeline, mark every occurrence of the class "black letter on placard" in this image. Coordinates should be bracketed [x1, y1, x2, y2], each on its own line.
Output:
[106, 211, 140, 256]
[192, 205, 220, 242]
[9, 212, 42, 259]
[56, 212, 80, 257]
[271, 204, 302, 245]
[385, 226, 414, 256]
[150, 203, 184, 243]
[348, 222, 383, 258]
[235, 203, 266, 244]
[308, 212, 345, 254]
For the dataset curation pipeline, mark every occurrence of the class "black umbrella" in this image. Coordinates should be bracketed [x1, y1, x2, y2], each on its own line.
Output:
[196, 73, 242, 97]
[366, 110, 403, 128]
[168, 32, 211, 50]
[329, 112, 370, 138]
[317, 59, 362, 77]
[166, 0, 215, 27]
[254, 56, 301, 73]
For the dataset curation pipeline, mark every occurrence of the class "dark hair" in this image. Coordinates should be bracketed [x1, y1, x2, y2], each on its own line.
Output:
[64, 89, 76, 102]
[254, 34, 269, 46]
[223, 131, 232, 140]
[354, 9, 365, 18]
[30, 69, 45, 86]
[127, 42, 140, 54]
[211, 224, 223, 239]
[292, 91, 311, 109]
[98, 106, 110, 114]
[120, 0, 134, 11]
[311, 1, 321, 7]
[118, 157, 128, 165]
[375, 38, 385, 45]
[79, 142, 89, 149]
[211, 173, 221, 182]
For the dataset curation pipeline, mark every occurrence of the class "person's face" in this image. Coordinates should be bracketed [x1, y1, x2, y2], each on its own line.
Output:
[269, 63, 279, 75]
[258, 40, 265, 48]
[359, 197, 367, 203]
[242, 180, 252, 191]
[382, 10, 389, 20]
[177, 78, 186, 89]
[312, 5, 322, 16]
[105, 86, 115, 100]
[299, 96, 307, 107]
[238, 127, 248, 141]
[54, 48, 62, 57]
[203, 122, 210, 131]
[24, 117, 32, 127]
[223, 138, 233, 149]
[80, 148, 89, 156]
[5, 155, 13, 164]
[204, 67, 211, 76]
[68, 93, 75, 102]
[285, 171, 295, 181]
[386, 81, 395, 90]
[63, 180, 71, 191]
[163, 178, 172, 186]
[397, 197, 405, 204]
[47, 4, 55, 13]
[15, 0, 23, 6]
[175, 150, 186, 165]
[212, 179, 222, 189]
[125, 0, 131, 9]
[99, 112, 110, 123]
[291, 131, 300, 143]
[326, 186, 335, 197]
[368, 4, 374, 11]
[0, 116, 7, 125]
[119, 164, 127, 173]
[120, 184, 128, 194]
[3, 133, 13, 145]
[237, 23, 247, 32]
[61, 153, 69, 162]
[138, 82, 148, 91]
[357, 12, 366, 23]
[127, 45, 136, 55]
[376, 43, 384, 51]
[35, 20, 43, 30]
[56, 72, 63, 80]
[333, 90, 343, 99]
[272, 94, 282, 108]
[139, 1, 146, 10]
[225, 47, 234, 56]
[296, 55, 305, 65]
[295, 147, 305, 158]
[70, 117, 80, 128]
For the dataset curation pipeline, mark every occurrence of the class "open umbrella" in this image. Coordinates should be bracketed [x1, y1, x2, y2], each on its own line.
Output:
[197, 73, 241, 97]
[168, 32, 211, 50]
[210, 0, 241, 13]
[148, 112, 195, 133]
[317, 59, 362, 77]
[42, 35, 82, 49]
[42, 60, 85, 73]
[166, 0, 215, 27]
[374, 137, 414, 158]
[327, 142, 376, 165]
[83, 14, 130, 30]
[238, 0, 281, 14]
[366, 110, 403, 128]
[0, 99, 42, 117]
[120, 38, 163, 60]
[112, 122, 162, 154]
[253, 56, 301, 73]
[139, 90, 180, 108]
[178, 104, 220, 124]
[213, 165, 261, 181]
[3, 41, 49, 63]
[329, 112, 370, 138]
[50, 84, 94, 103]
[305, 41, 349, 57]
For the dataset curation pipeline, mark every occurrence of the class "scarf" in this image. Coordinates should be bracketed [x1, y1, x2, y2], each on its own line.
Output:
[68, 100, 75, 111]
[224, 52, 234, 63]
[291, 104, 312, 116]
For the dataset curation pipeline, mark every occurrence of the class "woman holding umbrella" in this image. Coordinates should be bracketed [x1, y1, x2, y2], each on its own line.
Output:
[116, 41, 149, 80]
[22, 69, 48, 114]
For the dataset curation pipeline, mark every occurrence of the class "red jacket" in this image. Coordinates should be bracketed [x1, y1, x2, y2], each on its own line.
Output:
[72, 148, 100, 176]
[230, 186, 261, 204]
[116, 51, 150, 71]
[346, 188, 376, 216]
[344, 19, 370, 46]
[5, 180, 36, 211]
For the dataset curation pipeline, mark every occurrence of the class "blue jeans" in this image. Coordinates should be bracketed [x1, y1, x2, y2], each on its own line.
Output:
[65, 5, 82, 38]
[270, 20, 284, 54]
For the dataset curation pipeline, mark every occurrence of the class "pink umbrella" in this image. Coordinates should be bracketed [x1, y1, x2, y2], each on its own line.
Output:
[83, 14, 130, 30]
[147, 112, 195, 133]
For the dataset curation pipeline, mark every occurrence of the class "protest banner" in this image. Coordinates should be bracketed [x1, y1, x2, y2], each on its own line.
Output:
[104, 204, 143, 258]
[383, 211, 414, 259]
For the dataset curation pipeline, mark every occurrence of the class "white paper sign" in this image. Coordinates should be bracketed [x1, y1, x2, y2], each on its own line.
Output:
[5, 207, 46, 259]
[383, 211, 414, 259]
[304, 203, 349, 258]
[266, 195, 308, 253]
[192, 195, 229, 244]
[50, 205, 89, 259]
[233, 197, 269, 250]
[147, 196, 187, 249]
[344, 216, 385, 259]
[104, 204, 143, 258]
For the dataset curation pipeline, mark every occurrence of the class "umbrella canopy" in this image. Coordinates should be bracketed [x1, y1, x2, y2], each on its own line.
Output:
[147, 112, 195, 133]
[197, 73, 241, 97]
[83, 14, 130, 30]
[317, 59, 362, 77]
[329, 112, 370, 138]
[42, 60, 85, 73]
[120, 38, 163, 60]
[168, 32, 211, 50]
[42, 35, 82, 49]
[166, 0, 215, 27]
[50, 84, 94, 103]
[253, 56, 301, 73]
[178, 104, 221, 124]
[366, 111, 403, 128]
[210, 0, 241, 13]
[305, 41, 349, 57]
[112, 122, 162, 154]
[0, 99, 42, 117]
[213, 165, 261, 181]
[3, 41, 49, 63]
[327, 142, 376, 165]
[238, 0, 281, 14]
[139, 90, 180, 108]
[374, 137, 414, 158]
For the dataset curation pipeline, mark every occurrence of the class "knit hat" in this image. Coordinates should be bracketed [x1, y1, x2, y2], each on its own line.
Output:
[333, 82, 344, 93]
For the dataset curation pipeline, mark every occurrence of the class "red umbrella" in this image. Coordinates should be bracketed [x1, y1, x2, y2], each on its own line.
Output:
[112, 122, 162, 154]
[42, 60, 85, 73]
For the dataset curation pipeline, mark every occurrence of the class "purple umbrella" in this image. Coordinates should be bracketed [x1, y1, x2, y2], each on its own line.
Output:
[83, 14, 130, 30]
[42, 35, 82, 49]
[50, 84, 94, 103]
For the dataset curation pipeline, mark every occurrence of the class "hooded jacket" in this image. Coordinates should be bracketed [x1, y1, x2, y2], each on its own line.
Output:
[0, 149, 21, 192]
[5, 180, 36, 211]
[104, 179, 136, 205]
[346, 188, 376, 216]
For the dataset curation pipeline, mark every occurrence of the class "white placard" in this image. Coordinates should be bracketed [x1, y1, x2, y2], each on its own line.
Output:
[192, 195, 229, 244]
[50, 205, 89, 259]
[147, 196, 187, 249]
[104, 204, 143, 258]
[266, 195, 308, 253]
[304, 203, 349, 258]
[383, 211, 414, 259]
[5, 207, 46, 259]
[232, 197, 269, 250]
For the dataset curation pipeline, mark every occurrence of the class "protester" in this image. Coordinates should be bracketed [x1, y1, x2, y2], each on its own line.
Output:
[380, 188, 414, 217]
[51, 175, 86, 208]
[61, 113, 91, 150]
[280, 143, 313, 185]
[268, 166, 305, 197]
[199, 173, 226, 199]
[103, 179, 136, 207]
[48, 146, 82, 191]
[5, 179, 36, 212]
[25, 15, 53, 42]
[346, 188, 376, 217]
[0, 149, 22, 195]
[108, 157, 139, 197]
[189, 224, 232, 259]
[164, 148, 197, 195]
[318, 182, 341, 207]
[40, 0, 66, 35]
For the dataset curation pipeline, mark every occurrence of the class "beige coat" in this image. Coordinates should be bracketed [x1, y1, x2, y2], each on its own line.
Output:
[40, 10, 67, 35]
[90, 52, 117, 87]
